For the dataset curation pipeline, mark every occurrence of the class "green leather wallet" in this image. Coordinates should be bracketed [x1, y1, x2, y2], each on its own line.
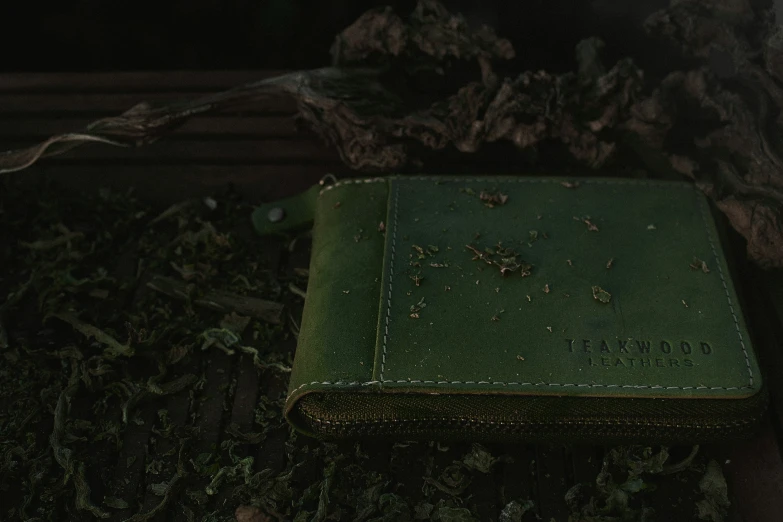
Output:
[278, 176, 767, 443]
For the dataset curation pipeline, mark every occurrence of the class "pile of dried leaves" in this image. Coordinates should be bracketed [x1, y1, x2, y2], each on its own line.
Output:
[0, 176, 297, 521]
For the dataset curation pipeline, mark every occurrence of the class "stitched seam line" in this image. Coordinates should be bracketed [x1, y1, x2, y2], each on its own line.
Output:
[317, 176, 692, 197]
[288, 380, 753, 397]
[379, 182, 399, 381]
[319, 177, 385, 195]
[299, 408, 757, 428]
[697, 196, 754, 387]
[291, 177, 754, 398]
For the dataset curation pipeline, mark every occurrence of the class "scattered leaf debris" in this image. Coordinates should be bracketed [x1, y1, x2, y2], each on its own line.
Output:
[696, 460, 730, 522]
[479, 191, 509, 208]
[647, 224, 656, 230]
[561, 181, 580, 188]
[465, 244, 532, 277]
[606, 258, 615, 269]
[583, 218, 599, 232]
[690, 257, 710, 273]
[592, 285, 612, 304]
[462, 444, 498, 474]
[409, 297, 426, 319]
[21, 224, 84, 250]
[543, 284, 550, 294]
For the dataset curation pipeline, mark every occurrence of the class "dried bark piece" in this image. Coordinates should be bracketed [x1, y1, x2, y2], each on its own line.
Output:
[716, 197, 783, 270]
[617, 0, 783, 267]
[0, 2, 640, 176]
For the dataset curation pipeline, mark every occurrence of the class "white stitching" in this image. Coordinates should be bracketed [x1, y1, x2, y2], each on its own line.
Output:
[317, 176, 694, 197]
[399, 176, 695, 187]
[288, 379, 752, 396]
[379, 182, 399, 382]
[290, 177, 755, 398]
[299, 407, 758, 428]
[319, 177, 385, 195]
[697, 196, 754, 387]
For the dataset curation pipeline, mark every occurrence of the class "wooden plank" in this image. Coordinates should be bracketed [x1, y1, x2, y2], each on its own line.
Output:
[213, 356, 261, 511]
[174, 350, 234, 520]
[138, 388, 193, 522]
[228, 354, 261, 441]
[250, 236, 293, 481]
[747, 268, 783, 428]
[110, 406, 160, 521]
[499, 443, 537, 514]
[0, 116, 302, 139]
[192, 352, 235, 456]
[535, 445, 570, 521]
[648, 446, 712, 521]
[568, 446, 602, 486]
[63, 388, 124, 518]
[255, 335, 295, 476]
[0, 92, 297, 115]
[19, 164, 551, 211]
[26, 164, 344, 206]
[471, 447, 501, 520]
[0, 70, 290, 93]
[26, 139, 338, 163]
[725, 421, 783, 522]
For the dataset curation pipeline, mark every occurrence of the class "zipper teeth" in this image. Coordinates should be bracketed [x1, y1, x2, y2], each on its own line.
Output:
[304, 417, 760, 441]
[296, 390, 768, 439]
[300, 409, 759, 434]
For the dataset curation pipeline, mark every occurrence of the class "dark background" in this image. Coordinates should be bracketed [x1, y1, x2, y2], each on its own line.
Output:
[0, 0, 675, 73]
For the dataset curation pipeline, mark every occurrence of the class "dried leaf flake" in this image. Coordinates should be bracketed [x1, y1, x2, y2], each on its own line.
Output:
[592, 285, 611, 304]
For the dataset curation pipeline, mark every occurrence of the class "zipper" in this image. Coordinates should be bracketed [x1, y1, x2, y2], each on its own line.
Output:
[298, 407, 763, 441]
[293, 387, 768, 441]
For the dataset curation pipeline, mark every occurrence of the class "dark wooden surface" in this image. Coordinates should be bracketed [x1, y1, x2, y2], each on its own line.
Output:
[3, 70, 783, 522]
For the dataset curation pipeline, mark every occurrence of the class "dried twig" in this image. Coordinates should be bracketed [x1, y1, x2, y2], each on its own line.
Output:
[146, 274, 283, 324]
[49, 313, 134, 358]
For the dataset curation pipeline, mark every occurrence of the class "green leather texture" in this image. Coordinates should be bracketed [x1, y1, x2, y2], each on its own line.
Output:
[252, 183, 321, 236]
[288, 178, 388, 401]
[285, 176, 765, 440]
